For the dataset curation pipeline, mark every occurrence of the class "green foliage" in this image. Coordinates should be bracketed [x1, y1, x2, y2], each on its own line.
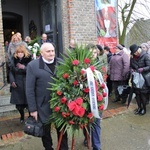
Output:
[48, 45, 106, 135]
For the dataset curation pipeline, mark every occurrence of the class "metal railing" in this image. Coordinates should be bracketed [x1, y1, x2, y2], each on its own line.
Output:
[0, 62, 7, 90]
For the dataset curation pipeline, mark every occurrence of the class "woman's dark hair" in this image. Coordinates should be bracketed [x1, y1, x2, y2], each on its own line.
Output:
[104, 46, 111, 52]
[96, 44, 103, 52]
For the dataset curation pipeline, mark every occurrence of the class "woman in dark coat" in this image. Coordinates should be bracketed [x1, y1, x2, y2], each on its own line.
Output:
[130, 44, 150, 115]
[9, 44, 32, 123]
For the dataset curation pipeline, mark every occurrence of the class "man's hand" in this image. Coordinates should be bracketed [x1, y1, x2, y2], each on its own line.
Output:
[30, 111, 38, 121]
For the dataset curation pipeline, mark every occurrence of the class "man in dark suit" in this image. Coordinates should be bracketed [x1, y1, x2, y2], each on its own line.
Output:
[38, 33, 51, 46]
[26, 43, 68, 150]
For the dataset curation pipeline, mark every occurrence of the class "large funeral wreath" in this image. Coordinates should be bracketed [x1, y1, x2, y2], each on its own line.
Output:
[49, 45, 108, 135]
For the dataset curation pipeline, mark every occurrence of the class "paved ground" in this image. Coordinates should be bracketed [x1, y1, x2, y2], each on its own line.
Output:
[2, 92, 149, 150]
[1, 103, 150, 150]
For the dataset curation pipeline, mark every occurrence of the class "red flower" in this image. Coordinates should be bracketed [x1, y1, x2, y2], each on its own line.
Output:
[75, 97, 83, 105]
[69, 120, 75, 125]
[57, 91, 62, 96]
[83, 88, 90, 93]
[80, 69, 85, 75]
[61, 97, 67, 104]
[100, 83, 105, 89]
[66, 112, 70, 116]
[102, 92, 107, 97]
[99, 104, 104, 110]
[97, 94, 103, 101]
[62, 112, 67, 118]
[63, 73, 69, 79]
[72, 105, 80, 116]
[84, 58, 91, 64]
[73, 80, 78, 86]
[87, 112, 93, 119]
[68, 101, 77, 111]
[78, 107, 85, 117]
[72, 60, 79, 66]
[90, 65, 95, 72]
[71, 104, 85, 117]
[54, 106, 60, 112]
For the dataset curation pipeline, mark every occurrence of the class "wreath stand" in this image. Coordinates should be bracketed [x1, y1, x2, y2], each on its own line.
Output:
[56, 129, 91, 150]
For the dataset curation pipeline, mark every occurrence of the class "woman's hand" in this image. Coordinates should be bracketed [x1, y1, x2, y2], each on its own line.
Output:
[11, 82, 17, 88]
[16, 63, 25, 69]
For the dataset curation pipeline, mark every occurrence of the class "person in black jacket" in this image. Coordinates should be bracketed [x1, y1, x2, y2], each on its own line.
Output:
[38, 33, 51, 46]
[130, 44, 150, 115]
[9, 44, 32, 123]
[26, 43, 68, 150]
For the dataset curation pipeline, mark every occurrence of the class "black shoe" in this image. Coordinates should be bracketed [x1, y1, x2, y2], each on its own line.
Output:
[139, 109, 146, 115]
[112, 99, 120, 103]
[134, 108, 142, 115]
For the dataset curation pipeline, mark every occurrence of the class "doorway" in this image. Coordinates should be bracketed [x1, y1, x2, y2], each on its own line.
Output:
[2, 12, 23, 42]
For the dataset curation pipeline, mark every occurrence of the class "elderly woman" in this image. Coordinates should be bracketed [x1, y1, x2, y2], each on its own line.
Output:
[109, 44, 130, 104]
[130, 44, 150, 115]
[140, 43, 150, 56]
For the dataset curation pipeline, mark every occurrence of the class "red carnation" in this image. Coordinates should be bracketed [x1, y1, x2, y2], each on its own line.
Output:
[57, 91, 62, 96]
[87, 112, 93, 119]
[97, 94, 103, 101]
[72, 60, 79, 66]
[62, 112, 67, 118]
[84, 58, 90, 64]
[83, 88, 90, 93]
[80, 69, 85, 75]
[66, 112, 70, 116]
[75, 97, 83, 105]
[68, 101, 77, 111]
[102, 92, 107, 97]
[61, 97, 67, 104]
[90, 65, 95, 72]
[100, 83, 105, 89]
[69, 120, 75, 125]
[63, 73, 69, 79]
[99, 104, 104, 110]
[54, 106, 60, 112]
[73, 80, 78, 86]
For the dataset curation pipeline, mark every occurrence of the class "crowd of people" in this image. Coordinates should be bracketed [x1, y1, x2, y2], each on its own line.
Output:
[4, 33, 150, 150]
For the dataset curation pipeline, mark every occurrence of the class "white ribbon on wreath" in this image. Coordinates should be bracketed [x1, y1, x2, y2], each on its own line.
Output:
[86, 68, 108, 118]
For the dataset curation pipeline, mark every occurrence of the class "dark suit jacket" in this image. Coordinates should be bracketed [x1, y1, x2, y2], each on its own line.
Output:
[26, 56, 62, 123]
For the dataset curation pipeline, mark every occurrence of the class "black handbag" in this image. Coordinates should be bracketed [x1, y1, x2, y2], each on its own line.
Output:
[24, 116, 44, 137]
[143, 72, 150, 87]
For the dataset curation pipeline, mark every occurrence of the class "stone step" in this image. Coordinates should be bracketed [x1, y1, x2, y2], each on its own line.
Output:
[0, 95, 11, 106]
[0, 95, 17, 116]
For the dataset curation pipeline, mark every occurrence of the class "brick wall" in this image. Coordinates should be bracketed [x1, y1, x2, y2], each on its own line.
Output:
[61, 0, 97, 51]
[0, 0, 6, 93]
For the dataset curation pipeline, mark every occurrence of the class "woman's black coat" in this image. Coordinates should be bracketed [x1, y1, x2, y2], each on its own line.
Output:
[9, 56, 32, 105]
